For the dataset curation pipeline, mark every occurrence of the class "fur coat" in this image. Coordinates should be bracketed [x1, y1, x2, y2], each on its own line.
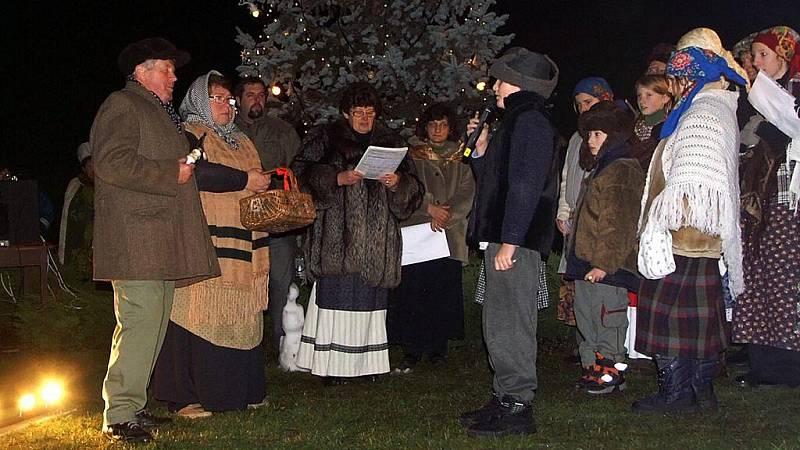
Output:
[291, 120, 424, 288]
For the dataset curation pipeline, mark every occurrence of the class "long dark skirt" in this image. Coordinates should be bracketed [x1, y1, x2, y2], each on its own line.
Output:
[636, 256, 728, 359]
[152, 321, 266, 412]
[734, 203, 800, 351]
[387, 257, 464, 356]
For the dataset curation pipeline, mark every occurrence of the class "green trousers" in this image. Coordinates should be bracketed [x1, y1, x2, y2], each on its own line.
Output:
[102, 280, 174, 427]
[574, 280, 629, 367]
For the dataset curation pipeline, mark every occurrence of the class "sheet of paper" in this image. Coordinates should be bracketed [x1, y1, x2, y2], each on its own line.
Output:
[354, 146, 408, 179]
[400, 223, 450, 266]
[749, 70, 800, 138]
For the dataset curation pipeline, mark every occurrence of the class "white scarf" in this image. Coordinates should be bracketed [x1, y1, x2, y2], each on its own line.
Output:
[788, 138, 800, 211]
[638, 89, 745, 298]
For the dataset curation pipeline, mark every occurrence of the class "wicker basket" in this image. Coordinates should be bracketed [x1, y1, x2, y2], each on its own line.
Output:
[239, 168, 316, 233]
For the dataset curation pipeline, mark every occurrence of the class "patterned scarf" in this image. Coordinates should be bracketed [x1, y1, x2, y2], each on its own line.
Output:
[753, 26, 800, 79]
[660, 47, 747, 139]
[572, 77, 615, 101]
[179, 70, 246, 149]
[127, 74, 183, 133]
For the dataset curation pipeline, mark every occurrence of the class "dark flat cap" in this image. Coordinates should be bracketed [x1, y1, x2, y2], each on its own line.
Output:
[118, 37, 190, 76]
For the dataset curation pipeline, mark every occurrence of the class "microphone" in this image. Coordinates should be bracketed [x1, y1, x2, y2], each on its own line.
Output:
[462, 104, 496, 157]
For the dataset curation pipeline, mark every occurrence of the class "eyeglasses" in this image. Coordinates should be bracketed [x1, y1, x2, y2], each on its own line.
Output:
[350, 109, 376, 118]
[209, 95, 236, 106]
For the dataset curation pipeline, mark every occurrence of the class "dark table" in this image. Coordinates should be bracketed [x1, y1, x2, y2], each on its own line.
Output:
[0, 243, 52, 304]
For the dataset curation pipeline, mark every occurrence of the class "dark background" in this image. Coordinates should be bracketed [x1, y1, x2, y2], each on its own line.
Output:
[4, 0, 798, 224]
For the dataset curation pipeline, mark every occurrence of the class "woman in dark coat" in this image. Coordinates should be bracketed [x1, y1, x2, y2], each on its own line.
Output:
[388, 103, 475, 373]
[292, 82, 424, 383]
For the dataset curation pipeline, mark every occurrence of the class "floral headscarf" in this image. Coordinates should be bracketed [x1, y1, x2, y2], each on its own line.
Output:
[179, 70, 246, 149]
[753, 25, 800, 79]
[572, 77, 614, 102]
[660, 47, 748, 139]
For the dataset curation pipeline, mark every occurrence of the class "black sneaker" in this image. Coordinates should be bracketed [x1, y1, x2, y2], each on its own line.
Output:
[393, 354, 420, 374]
[135, 409, 172, 429]
[466, 397, 536, 438]
[458, 396, 503, 427]
[103, 421, 153, 443]
[428, 354, 447, 366]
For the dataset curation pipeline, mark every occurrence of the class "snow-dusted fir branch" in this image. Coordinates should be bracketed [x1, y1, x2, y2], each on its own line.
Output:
[236, 0, 513, 134]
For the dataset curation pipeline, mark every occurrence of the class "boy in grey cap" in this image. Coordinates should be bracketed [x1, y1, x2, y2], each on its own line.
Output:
[460, 47, 560, 438]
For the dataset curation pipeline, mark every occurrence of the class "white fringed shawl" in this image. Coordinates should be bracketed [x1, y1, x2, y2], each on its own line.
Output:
[638, 89, 745, 298]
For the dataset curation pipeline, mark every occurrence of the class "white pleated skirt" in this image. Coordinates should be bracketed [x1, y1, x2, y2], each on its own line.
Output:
[296, 284, 390, 377]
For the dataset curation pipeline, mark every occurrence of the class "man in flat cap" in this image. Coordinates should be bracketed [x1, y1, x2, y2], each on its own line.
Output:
[90, 37, 220, 443]
[460, 47, 561, 438]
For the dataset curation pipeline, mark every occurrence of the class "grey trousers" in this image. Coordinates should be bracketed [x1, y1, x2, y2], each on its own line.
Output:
[574, 280, 628, 367]
[266, 234, 297, 351]
[483, 243, 540, 404]
[102, 280, 174, 427]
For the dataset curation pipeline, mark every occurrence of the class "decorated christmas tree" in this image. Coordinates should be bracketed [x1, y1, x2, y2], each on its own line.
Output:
[235, 0, 512, 133]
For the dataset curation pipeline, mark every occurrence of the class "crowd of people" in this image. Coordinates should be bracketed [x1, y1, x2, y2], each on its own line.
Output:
[78, 22, 800, 443]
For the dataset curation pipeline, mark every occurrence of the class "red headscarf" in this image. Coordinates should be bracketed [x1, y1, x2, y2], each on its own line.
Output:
[753, 26, 800, 79]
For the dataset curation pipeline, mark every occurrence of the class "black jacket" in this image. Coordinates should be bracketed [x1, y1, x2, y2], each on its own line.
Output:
[467, 91, 560, 256]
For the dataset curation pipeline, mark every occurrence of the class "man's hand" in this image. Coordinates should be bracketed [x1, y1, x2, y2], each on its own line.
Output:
[466, 112, 490, 156]
[428, 204, 451, 232]
[178, 157, 195, 184]
[494, 243, 517, 271]
[584, 268, 608, 284]
[337, 170, 364, 186]
[245, 169, 270, 193]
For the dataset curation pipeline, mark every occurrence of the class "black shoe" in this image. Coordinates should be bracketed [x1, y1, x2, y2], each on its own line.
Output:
[459, 396, 503, 427]
[103, 421, 153, 443]
[631, 357, 696, 415]
[394, 354, 420, 374]
[428, 354, 447, 366]
[466, 397, 536, 438]
[322, 376, 350, 386]
[631, 391, 696, 415]
[135, 409, 172, 429]
[735, 374, 779, 389]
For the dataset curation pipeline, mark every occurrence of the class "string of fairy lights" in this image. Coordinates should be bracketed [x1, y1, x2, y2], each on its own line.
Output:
[236, 0, 507, 132]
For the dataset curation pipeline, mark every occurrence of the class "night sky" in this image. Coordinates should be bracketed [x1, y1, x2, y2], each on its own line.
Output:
[6, 0, 797, 215]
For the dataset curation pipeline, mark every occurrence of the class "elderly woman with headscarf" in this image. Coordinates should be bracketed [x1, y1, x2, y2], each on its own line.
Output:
[151, 71, 271, 417]
[633, 28, 749, 414]
[733, 26, 800, 388]
[292, 82, 424, 384]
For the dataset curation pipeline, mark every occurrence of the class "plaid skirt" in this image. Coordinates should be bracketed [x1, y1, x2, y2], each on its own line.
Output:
[635, 256, 728, 359]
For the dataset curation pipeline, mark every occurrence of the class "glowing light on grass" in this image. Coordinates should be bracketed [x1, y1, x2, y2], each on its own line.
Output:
[40, 381, 65, 406]
[18, 394, 36, 414]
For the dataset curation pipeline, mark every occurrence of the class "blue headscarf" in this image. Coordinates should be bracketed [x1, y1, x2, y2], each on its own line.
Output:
[659, 47, 747, 139]
[572, 77, 614, 101]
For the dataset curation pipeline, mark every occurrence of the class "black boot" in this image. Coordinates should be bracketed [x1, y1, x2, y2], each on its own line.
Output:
[692, 358, 719, 411]
[458, 395, 502, 427]
[466, 396, 536, 438]
[632, 356, 696, 415]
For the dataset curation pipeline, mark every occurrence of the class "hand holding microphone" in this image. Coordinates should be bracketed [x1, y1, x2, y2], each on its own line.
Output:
[463, 105, 496, 157]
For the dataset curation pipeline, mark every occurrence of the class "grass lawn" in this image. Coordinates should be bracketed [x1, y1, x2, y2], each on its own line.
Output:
[0, 256, 799, 449]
